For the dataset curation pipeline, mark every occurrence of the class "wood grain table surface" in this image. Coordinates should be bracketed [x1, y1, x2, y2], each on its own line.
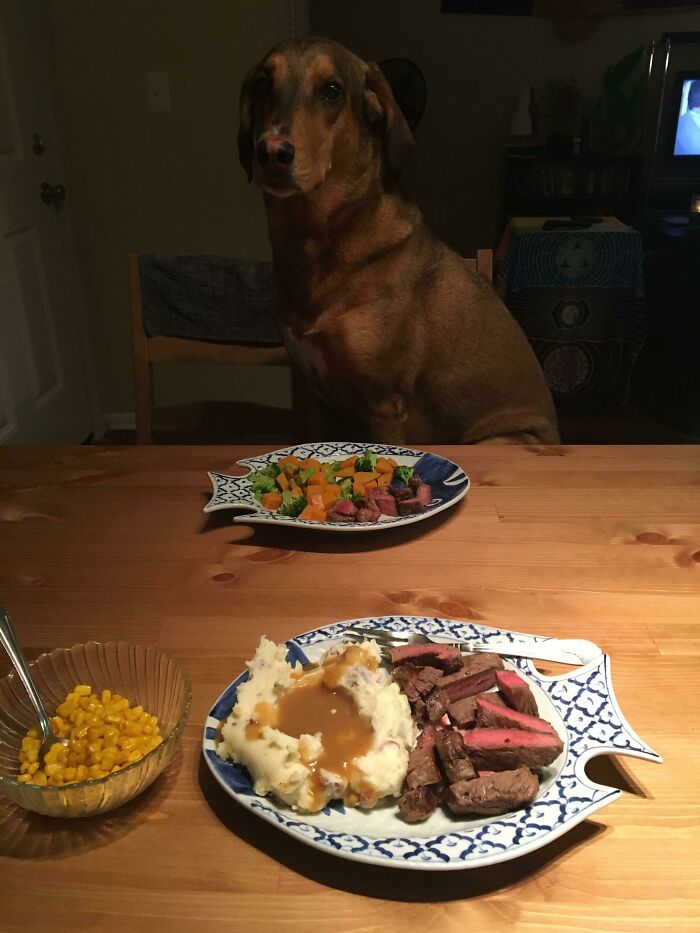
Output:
[0, 444, 699, 932]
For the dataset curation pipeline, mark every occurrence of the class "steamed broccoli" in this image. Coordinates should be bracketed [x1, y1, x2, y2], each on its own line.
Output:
[324, 461, 344, 483]
[296, 467, 315, 486]
[337, 476, 354, 499]
[278, 489, 307, 517]
[393, 464, 414, 484]
[249, 469, 278, 501]
[354, 448, 377, 472]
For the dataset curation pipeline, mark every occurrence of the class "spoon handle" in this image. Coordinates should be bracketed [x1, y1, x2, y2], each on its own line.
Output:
[0, 607, 54, 743]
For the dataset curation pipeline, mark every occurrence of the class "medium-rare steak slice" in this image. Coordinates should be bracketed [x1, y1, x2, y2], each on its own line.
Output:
[461, 728, 564, 771]
[447, 691, 505, 728]
[415, 483, 432, 507]
[389, 642, 463, 673]
[496, 670, 538, 717]
[326, 499, 358, 523]
[437, 653, 505, 703]
[365, 487, 399, 517]
[397, 783, 442, 823]
[475, 697, 558, 735]
[445, 768, 539, 816]
[434, 729, 477, 783]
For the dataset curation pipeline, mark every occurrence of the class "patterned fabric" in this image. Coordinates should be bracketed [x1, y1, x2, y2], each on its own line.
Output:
[496, 220, 646, 413]
[139, 253, 282, 345]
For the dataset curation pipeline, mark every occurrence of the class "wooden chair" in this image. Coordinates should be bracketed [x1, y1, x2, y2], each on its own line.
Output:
[129, 252, 290, 444]
[129, 248, 494, 444]
[467, 248, 494, 283]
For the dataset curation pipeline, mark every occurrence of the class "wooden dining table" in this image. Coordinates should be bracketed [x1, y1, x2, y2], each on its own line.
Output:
[0, 443, 699, 932]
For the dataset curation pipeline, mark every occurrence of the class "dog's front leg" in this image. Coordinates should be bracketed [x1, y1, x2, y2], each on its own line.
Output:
[364, 393, 409, 446]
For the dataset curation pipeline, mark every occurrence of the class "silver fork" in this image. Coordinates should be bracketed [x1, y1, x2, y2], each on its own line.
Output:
[343, 625, 602, 666]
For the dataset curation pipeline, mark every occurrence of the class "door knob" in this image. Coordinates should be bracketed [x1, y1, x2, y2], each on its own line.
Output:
[40, 182, 66, 205]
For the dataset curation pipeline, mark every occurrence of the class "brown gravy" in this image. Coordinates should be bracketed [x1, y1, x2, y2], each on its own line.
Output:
[277, 676, 374, 809]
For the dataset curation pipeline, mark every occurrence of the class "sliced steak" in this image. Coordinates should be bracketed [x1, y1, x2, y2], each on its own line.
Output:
[445, 768, 539, 816]
[389, 643, 463, 673]
[408, 724, 437, 763]
[397, 784, 442, 823]
[326, 499, 358, 523]
[434, 729, 477, 783]
[355, 500, 381, 523]
[437, 654, 505, 703]
[424, 687, 449, 722]
[495, 670, 538, 717]
[396, 496, 424, 516]
[408, 474, 422, 491]
[415, 483, 432, 507]
[392, 662, 443, 703]
[366, 488, 399, 517]
[475, 697, 558, 736]
[391, 485, 414, 501]
[447, 691, 505, 728]
[461, 728, 564, 771]
[406, 747, 442, 789]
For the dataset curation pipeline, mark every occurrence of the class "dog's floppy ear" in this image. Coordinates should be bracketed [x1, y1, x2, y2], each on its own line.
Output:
[363, 61, 414, 176]
[238, 70, 256, 182]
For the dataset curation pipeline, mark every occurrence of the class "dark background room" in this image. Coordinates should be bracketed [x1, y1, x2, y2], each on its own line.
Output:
[2, 0, 699, 446]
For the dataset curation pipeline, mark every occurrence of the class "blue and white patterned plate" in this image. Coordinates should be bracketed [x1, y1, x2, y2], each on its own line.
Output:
[204, 442, 469, 532]
[202, 615, 661, 871]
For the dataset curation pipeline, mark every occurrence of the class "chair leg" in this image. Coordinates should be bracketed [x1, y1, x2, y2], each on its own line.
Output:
[134, 360, 153, 444]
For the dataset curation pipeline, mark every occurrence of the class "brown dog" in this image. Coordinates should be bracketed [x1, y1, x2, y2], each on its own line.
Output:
[239, 37, 559, 445]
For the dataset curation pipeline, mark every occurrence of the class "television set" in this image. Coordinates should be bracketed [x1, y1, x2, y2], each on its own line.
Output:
[671, 73, 700, 157]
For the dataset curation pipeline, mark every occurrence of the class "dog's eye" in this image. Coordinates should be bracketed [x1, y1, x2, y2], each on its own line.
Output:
[321, 81, 343, 103]
[253, 75, 272, 100]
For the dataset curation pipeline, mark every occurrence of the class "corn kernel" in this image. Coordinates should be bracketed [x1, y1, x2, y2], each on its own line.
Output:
[16, 684, 163, 788]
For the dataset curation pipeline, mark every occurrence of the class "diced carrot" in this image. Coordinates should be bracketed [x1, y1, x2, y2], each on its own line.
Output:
[307, 471, 327, 486]
[377, 472, 392, 487]
[354, 471, 380, 485]
[298, 504, 327, 522]
[299, 458, 321, 472]
[279, 455, 301, 467]
[376, 457, 395, 474]
[284, 465, 297, 479]
[305, 486, 325, 509]
[276, 472, 289, 491]
[289, 480, 302, 497]
[364, 479, 378, 490]
[336, 466, 356, 478]
[260, 491, 283, 510]
[340, 455, 356, 468]
[322, 487, 340, 508]
[353, 477, 365, 496]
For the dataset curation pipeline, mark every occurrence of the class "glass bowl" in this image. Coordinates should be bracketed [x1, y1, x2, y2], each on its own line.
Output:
[0, 641, 191, 818]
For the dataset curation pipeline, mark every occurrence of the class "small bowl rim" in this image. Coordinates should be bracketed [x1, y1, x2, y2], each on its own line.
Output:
[0, 640, 192, 795]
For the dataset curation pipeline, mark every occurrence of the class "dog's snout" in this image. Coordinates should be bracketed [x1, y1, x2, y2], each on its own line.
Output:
[256, 136, 296, 167]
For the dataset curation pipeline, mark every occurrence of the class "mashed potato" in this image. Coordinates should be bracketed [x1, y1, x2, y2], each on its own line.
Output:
[216, 636, 415, 812]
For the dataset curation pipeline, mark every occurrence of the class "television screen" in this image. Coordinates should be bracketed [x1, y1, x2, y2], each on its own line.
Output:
[673, 77, 700, 157]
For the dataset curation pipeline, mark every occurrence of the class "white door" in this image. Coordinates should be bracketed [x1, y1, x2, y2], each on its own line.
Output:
[0, 0, 96, 444]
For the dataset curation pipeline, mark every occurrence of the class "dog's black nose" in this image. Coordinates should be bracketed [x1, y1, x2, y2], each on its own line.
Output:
[275, 140, 295, 165]
[256, 136, 295, 167]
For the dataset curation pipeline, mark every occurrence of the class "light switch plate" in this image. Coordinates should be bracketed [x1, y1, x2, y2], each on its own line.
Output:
[146, 71, 172, 113]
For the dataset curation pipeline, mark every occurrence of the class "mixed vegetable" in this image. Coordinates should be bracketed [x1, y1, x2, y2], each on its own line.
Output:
[248, 448, 417, 522]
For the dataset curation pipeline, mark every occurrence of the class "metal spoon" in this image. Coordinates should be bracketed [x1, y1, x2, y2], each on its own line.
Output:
[0, 607, 68, 760]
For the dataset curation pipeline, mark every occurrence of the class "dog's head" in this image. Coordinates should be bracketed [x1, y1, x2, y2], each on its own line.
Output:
[238, 37, 414, 196]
